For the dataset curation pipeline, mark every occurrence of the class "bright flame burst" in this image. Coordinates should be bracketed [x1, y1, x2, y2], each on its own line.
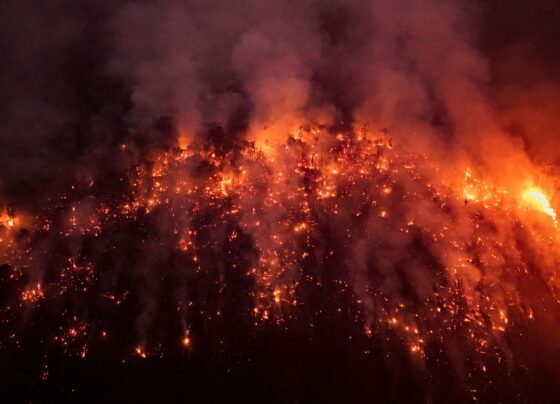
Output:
[522, 187, 558, 222]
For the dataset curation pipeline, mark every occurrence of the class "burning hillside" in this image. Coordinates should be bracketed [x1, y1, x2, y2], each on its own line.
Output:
[2, 125, 560, 400]
[1, 0, 560, 402]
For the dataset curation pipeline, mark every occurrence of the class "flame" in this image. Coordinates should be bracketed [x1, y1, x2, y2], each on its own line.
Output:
[21, 283, 44, 303]
[0, 213, 17, 228]
[135, 346, 147, 358]
[3, 123, 560, 395]
[522, 187, 557, 222]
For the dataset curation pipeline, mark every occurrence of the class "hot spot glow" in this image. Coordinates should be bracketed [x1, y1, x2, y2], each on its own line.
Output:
[522, 187, 557, 222]
[3, 123, 560, 400]
[135, 346, 147, 358]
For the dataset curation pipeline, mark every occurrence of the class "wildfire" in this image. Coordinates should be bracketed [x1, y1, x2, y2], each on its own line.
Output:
[2, 124, 560, 399]
[522, 187, 558, 222]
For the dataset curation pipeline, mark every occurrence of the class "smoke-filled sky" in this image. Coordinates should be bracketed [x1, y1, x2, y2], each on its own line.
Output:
[1, 0, 559, 205]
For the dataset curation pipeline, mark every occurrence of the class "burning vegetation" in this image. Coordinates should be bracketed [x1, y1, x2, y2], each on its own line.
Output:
[2, 0, 560, 401]
[1, 123, 560, 400]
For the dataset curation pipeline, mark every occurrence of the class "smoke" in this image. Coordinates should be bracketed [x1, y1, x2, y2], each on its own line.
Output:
[2, 0, 558, 197]
[107, 0, 546, 187]
[2, 0, 560, 400]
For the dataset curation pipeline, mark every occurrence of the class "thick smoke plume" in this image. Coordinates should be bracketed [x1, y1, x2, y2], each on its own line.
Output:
[1, 0, 557, 196]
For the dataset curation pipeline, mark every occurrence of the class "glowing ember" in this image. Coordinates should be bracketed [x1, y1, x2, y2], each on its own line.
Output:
[135, 346, 147, 359]
[1, 126, 559, 401]
[21, 283, 44, 303]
